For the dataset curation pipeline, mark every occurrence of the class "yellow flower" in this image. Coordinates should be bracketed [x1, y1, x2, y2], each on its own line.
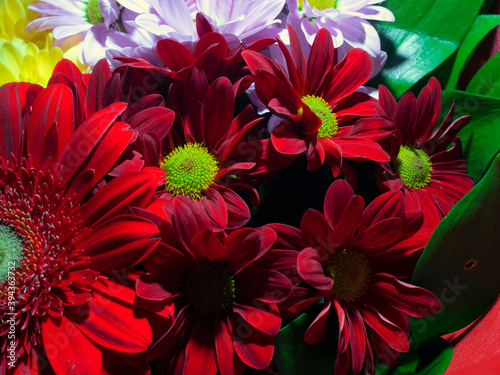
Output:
[0, 0, 86, 86]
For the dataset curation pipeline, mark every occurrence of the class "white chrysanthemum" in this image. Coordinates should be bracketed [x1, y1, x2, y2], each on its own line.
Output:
[26, 0, 142, 65]
[119, 0, 286, 49]
[286, 0, 394, 57]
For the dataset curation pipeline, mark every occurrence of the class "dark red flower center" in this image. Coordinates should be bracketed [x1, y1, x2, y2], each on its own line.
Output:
[327, 249, 371, 302]
[300, 95, 338, 138]
[160, 143, 219, 200]
[182, 261, 235, 315]
[395, 145, 432, 189]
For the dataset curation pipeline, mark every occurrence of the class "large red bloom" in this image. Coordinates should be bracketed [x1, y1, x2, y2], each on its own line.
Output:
[0, 82, 165, 374]
[136, 196, 297, 375]
[377, 77, 475, 228]
[274, 180, 441, 375]
[242, 26, 391, 174]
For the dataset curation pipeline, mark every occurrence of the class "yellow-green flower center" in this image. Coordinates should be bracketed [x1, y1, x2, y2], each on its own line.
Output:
[300, 95, 338, 138]
[299, 0, 337, 11]
[161, 143, 219, 200]
[87, 0, 104, 25]
[395, 145, 432, 190]
[0, 223, 23, 282]
[327, 249, 371, 302]
[182, 261, 236, 315]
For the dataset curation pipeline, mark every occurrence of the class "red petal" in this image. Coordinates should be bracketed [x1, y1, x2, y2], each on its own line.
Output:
[306, 28, 334, 95]
[354, 218, 402, 249]
[200, 187, 229, 231]
[157, 38, 195, 71]
[191, 228, 227, 261]
[215, 317, 234, 375]
[359, 191, 404, 233]
[0, 83, 29, 162]
[184, 317, 217, 375]
[229, 318, 273, 369]
[42, 315, 102, 375]
[143, 242, 194, 284]
[85, 59, 112, 117]
[236, 267, 292, 303]
[297, 247, 333, 291]
[323, 179, 359, 229]
[271, 122, 308, 155]
[214, 184, 251, 229]
[300, 209, 330, 244]
[330, 195, 364, 249]
[225, 228, 270, 270]
[304, 297, 332, 344]
[335, 136, 389, 163]
[345, 304, 367, 374]
[232, 301, 281, 336]
[136, 274, 174, 301]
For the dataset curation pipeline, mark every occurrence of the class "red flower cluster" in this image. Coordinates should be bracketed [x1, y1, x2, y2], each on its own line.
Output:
[0, 24, 474, 375]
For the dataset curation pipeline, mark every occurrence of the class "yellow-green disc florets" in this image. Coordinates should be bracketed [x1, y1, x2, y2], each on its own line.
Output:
[161, 143, 219, 200]
[183, 261, 236, 315]
[0, 223, 24, 282]
[327, 249, 371, 302]
[300, 0, 337, 11]
[87, 0, 104, 25]
[301, 95, 338, 138]
[395, 145, 432, 190]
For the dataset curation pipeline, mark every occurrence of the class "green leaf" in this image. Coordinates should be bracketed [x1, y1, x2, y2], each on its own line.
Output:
[410, 152, 500, 343]
[374, 0, 484, 97]
[466, 50, 500, 97]
[274, 306, 336, 375]
[374, 338, 452, 375]
[446, 15, 500, 90]
[441, 90, 500, 181]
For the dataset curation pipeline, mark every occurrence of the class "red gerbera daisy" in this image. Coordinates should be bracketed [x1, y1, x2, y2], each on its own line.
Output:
[136, 196, 297, 375]
[377, 77, 475, 228]
[279, 179, 441, 375]
[242, 26, 391, 174]
[0, 82, 164, 374]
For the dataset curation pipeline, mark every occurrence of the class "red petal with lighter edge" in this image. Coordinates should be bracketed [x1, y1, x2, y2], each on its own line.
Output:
[232, 301, 281, 336]
[345, 305, 367, 374]
[230, 318, 274, 370]
[304, 297, 332, 344]
[42, 315, 102, 375]
[330, 196, 364, 249]
[336, 137, 389, 162]
[191, 228, 227, 261]
[297, 247, 333, 291]
[372, 273, 441, 317]
[300, 209, 330, 244]
[136, 274, 175, 301]
[354, 218, 402, 249]
[200, 187, 228, 231]
[70, 291, 152, 353]
[306, 29, 334, 95]
[360, 191, 404, 232]
[0, 83, 29, 162]
[157, 39, 195, 71]
[324, 179, 358, 230]
[271, 123, 307, 155]
[225, 228, 264, 270]
[184, 317, 218, 375]
[236, 268, 292, 303]
[215, 317, 235, 375]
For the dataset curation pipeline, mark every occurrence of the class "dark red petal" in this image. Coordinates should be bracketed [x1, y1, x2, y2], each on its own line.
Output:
[42, 315, 102, 375]
[319, 137, 343, 176]
[297, 247, 333, 291]
[184, 317, 218, 375]
[136, 274, 174, 301]
[370, 329, 401, 368]
[241, 50, 276, 75]
[200, 187, 229, 231]
[191, 228, 227, 261]
[85, 59, 112, 117]
[27, 84, 74, 169]
[360, 191, 404, 233]
[157, 38, 195, 71]
[271, 122, 308, 154]
[232, 301, 281, 336]
[287, 24, 307, 85]
[306, 28, 334, 95]
[393, 92, 418, 144]
[372, 273, 441, 317]
[254, 68, 301, 112]
[345, 304, 367, 374]
[229, 318, 274, 369]
[335, 136, 389, 163]
[142, 242, 194, 284]
[330, 195, 364, 249]
[324, 179, 358, 229]
[236, 267, 292, 303]
[225, 228, 272, 270]
[359, 303, 409, 352]
[378, 85, 397, 116]
[300, 209, 330, 245]
[215, 317, 235, 375]
[265, 223, 310, 250]
[71, 289, 153, 353]
[56, 102, 127, 186]
[215, 185, 251, 229]
[354, 218, 402, 249]
[304, 297, 332, 344]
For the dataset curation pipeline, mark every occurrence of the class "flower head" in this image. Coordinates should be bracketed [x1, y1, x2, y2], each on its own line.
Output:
[377, 78, 475, 228]
[243, 26, 391, 174]
[279, 179, 441, 374]
[0, 79, 162, 373]
[136, 196, 296, 373]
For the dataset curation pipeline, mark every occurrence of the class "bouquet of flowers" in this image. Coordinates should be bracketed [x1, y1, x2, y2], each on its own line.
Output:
[1, 0, 500, 374]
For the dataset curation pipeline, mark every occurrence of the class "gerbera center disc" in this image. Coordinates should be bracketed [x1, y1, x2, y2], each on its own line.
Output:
[395, 146, 432, 189]
[301, 95, 338, 138]
[300, 0, 338, 11]
[327, 249, 371, 302]
[0, 223, 23, 282]
[161, 143, 219, 200]
[182, 261, 236, 315]
[87, 0, 104, 24]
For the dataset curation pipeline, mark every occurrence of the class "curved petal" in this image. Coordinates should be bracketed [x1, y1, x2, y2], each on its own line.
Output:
[184, 317, 217, 375]
[236, 267, 292, 303]
[229, 318, 273, 370]
[300, 209, 330, 245]
[324, 179, 359, 230]
[191, 228, 227, 261]
[304, 297, 332, 344]
[297, 247, 333, 291]
[232, 300, 281, 336]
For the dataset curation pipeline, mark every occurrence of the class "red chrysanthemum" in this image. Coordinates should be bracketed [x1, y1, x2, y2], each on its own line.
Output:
[276, 180, 441, 375]
[377, 77, 475, 228]
[242, 26, 391, 174]
[136, 196, 297, 375]
[0, 82, 166, 374]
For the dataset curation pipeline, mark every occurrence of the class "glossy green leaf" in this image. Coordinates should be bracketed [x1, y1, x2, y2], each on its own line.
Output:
[410, 152, 500, 343]
[446, 15, 500, 90]
[374, 338, 452, 375]
[466, 50, 500, 97]
[441, 90, 500, 181]
[274, 306, 336, 375]
[374, 0, 484, 97]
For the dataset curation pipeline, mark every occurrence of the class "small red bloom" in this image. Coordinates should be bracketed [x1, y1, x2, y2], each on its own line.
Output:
[377, 77, 475, 228]
[277, 180, 441, 375]
[0, 81, 164, 374]
[242, 26, 391, 174]
[136, 197, 296, 375]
